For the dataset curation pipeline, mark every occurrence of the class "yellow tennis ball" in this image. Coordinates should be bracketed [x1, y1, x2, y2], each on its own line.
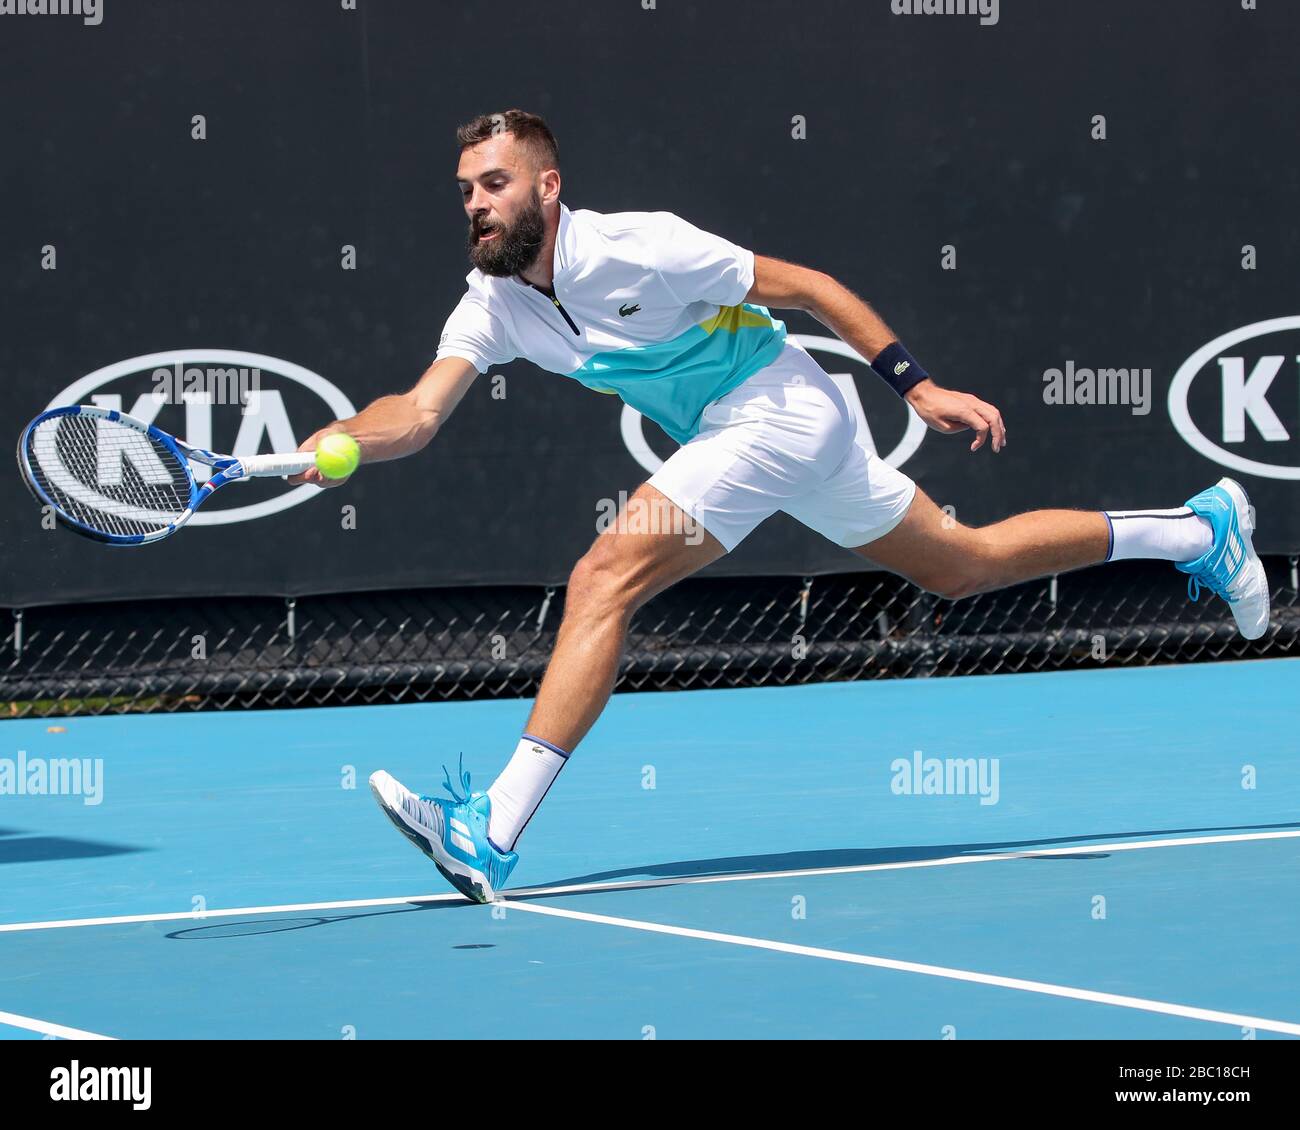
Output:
[315, 432, 360, 479]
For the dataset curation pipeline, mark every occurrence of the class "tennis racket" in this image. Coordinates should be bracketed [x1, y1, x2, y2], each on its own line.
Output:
[17, 404, 319, 545]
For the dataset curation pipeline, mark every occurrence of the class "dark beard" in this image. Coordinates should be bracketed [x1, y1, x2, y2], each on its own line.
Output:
[468, 191, 546, 277]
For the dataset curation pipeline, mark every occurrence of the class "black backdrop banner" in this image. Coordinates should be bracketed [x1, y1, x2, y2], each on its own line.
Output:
[1, 0, 1297, 608]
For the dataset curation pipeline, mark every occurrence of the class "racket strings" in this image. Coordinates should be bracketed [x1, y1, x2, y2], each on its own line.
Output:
[27, 415, 193, 537]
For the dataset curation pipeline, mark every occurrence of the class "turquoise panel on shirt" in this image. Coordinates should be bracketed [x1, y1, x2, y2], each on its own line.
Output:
[569, 304, 788, 444]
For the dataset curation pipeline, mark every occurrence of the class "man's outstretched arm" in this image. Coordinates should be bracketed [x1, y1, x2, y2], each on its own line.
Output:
[746, 254, 1006, 453]
[289, 355, 479, 485]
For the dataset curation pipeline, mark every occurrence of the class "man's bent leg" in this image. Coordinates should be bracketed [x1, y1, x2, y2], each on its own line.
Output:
[486, 484, 724, 852]
[525, 483, 725, 749]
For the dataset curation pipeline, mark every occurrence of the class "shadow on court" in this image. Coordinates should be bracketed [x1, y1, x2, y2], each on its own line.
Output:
[0, 827, 144, 865]
[164, 904, 456, 940]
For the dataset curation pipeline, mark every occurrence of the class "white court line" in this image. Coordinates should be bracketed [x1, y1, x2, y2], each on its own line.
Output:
[505, 828, 1300, 900]
[0, 892, 464, 935]
[502, 900, 1300, 1037]
[1, 827, 1297, 936]
[0, 1009, 116, 1040]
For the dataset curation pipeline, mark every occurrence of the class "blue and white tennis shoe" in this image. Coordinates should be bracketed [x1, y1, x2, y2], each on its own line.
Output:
[369, 759, 518, 903]
[1177, 477, 1270, 640]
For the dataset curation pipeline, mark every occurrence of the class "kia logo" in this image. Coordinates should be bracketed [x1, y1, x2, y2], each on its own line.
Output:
[1169, 317, 1300, 481]
[620, 335, 926, 474]
[47, 349, 356, 524]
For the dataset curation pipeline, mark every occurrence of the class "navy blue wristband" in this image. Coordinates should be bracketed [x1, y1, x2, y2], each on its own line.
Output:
[871, 342, 929, 398]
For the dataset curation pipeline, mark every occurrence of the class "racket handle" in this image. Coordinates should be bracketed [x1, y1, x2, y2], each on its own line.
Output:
[238, 453, 319, 477]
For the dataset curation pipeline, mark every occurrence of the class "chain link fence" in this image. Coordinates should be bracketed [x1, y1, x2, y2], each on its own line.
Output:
[2, 557, 1297, 717]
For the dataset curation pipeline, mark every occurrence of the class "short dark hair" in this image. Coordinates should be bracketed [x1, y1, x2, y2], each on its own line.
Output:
[456, 110, 560, 173]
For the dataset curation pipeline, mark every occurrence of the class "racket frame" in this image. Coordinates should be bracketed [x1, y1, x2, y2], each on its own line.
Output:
[17, 404, 317, 546]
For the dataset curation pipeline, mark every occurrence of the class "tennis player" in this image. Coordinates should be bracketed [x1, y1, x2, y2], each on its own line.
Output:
[292, 110, 1270, 903]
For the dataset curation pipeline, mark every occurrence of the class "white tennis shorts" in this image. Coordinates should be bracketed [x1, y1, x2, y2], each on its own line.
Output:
[648, 342, 918, 553]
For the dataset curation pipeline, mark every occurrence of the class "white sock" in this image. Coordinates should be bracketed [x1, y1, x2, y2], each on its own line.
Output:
[486, 734, 569, 853]
[1105, 507, 1214, 563]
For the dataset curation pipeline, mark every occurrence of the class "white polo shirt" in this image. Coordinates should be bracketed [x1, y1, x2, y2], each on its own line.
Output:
[434, 203, 787, 444]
